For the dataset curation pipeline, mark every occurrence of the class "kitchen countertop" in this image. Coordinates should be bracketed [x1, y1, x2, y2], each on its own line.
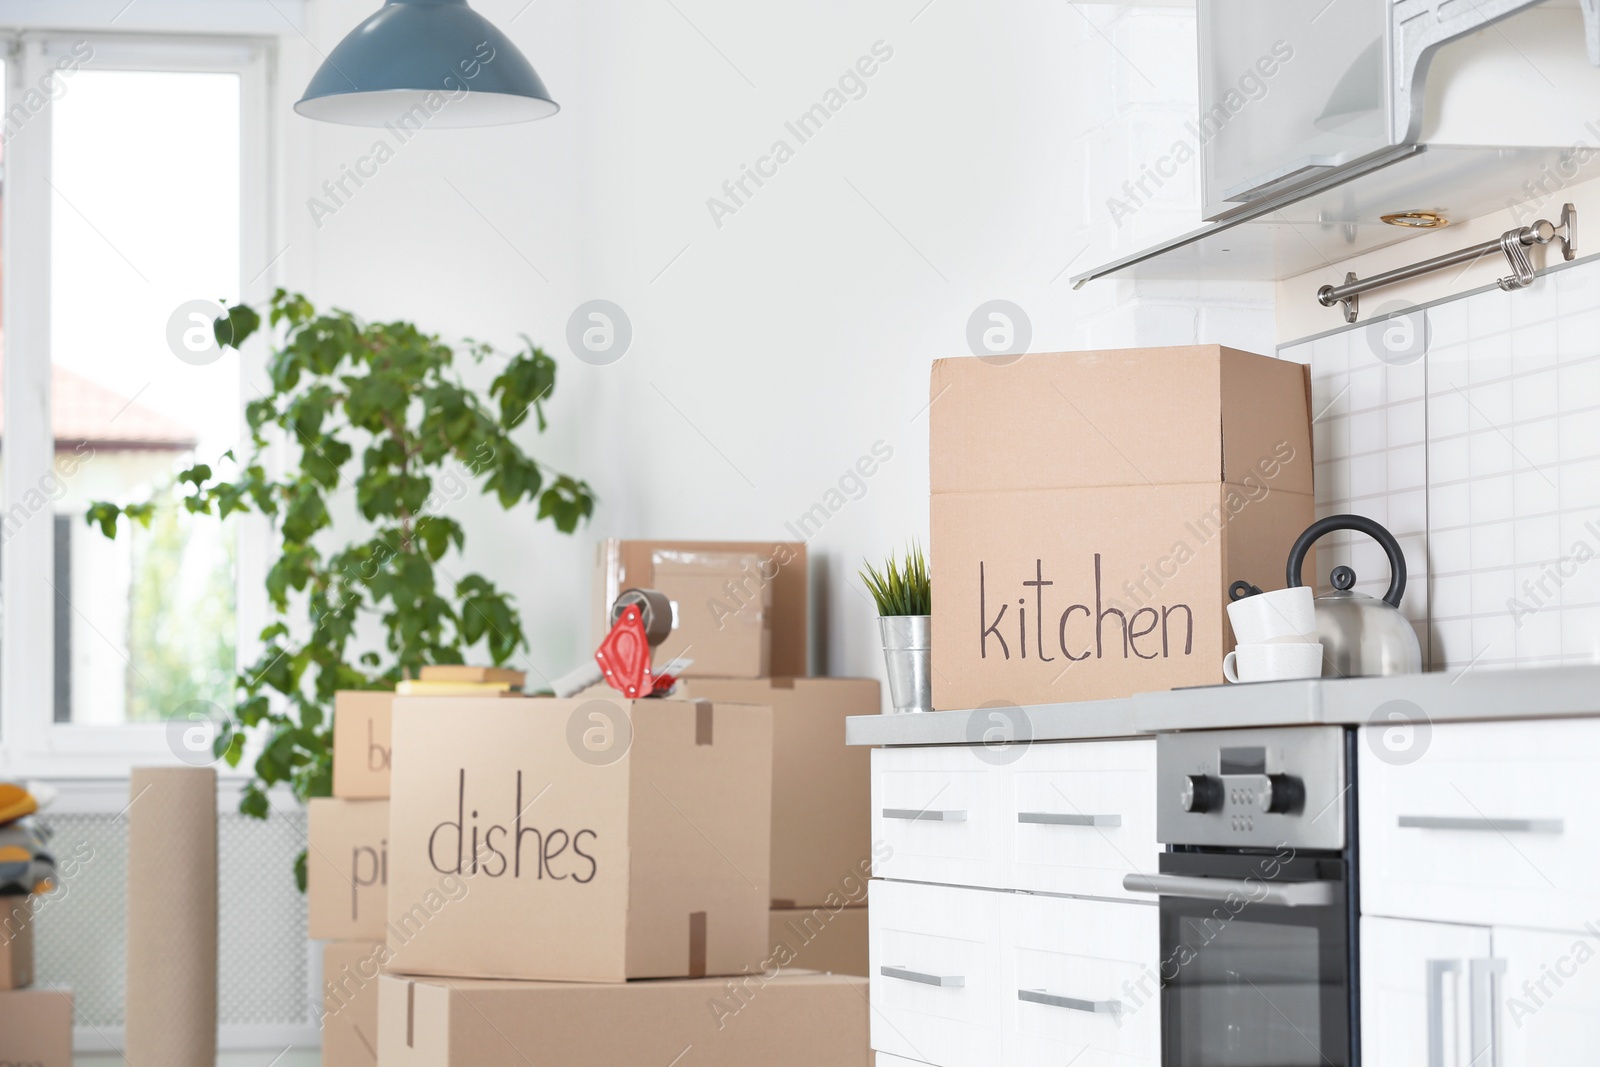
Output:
[844, 664, 1600, 745]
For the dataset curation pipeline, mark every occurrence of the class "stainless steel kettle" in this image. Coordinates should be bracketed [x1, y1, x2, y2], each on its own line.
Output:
[1286, 514, 1423, 678]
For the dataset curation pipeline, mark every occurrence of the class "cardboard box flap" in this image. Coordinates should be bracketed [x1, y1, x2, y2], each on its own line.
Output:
[930, 346, 1313, 495]
[1218, 348, 1314, 493]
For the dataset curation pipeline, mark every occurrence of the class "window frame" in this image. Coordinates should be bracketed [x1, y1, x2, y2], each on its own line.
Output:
[0, 29, 278, 777]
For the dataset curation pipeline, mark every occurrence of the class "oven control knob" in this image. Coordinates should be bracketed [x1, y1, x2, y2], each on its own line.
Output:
[1259, 774, 1304, 814]
[1180, 774, 1219, 813]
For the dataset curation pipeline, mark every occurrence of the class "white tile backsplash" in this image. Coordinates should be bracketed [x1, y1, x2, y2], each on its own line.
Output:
[1283, 255, 1600, 670]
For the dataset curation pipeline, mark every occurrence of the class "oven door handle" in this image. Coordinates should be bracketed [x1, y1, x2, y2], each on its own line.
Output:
[1121, 872, 1337, 908]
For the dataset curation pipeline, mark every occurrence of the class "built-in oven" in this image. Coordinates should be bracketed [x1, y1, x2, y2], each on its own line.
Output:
[1124, 726, 1359, 1067]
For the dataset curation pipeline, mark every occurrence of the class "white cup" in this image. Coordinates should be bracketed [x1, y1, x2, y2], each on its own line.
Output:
[1227, 586, 1318, 645]
[1223, 642, 1325, 683]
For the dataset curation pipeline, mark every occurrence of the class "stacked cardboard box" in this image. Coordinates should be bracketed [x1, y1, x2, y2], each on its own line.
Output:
[599, 541, 878, 976]
[0, 900, 73, 1067]
[317, 673, 524, 1066]
[688, 677, 877, 977]
[317, 690, 397, 1065]
[318, 543, 877, 1064]
[373, 694, 869, 1064]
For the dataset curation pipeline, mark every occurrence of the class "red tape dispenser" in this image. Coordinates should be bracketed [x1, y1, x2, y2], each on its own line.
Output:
[552, 588, 687, 698]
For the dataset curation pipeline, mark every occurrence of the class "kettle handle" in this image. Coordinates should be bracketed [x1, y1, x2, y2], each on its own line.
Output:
[1286, 513, 1407, 609]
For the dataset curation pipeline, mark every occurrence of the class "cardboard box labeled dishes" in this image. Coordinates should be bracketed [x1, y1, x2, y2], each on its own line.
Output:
[930, 346, 1314, 709]
[386, 696, 773, 982]
[333, 691, 395, 799]
[307, 799, 390, 941]
[686, 677, 877, 908]
[594, 539, 807, 677]
[765, 906, 868, 976]
[0, 898, 33, 990]
[376, 971, 870, 1066]
[0, 986, 72, 1066]
[323, 940, 386, 1066]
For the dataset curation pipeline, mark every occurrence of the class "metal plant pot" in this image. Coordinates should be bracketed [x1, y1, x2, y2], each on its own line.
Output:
[878, 615, 932, 714]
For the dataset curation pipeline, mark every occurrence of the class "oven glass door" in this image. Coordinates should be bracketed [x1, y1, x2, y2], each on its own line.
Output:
[1159, 851, 1351, 1067]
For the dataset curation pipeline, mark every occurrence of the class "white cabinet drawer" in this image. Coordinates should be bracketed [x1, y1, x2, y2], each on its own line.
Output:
[1360, 718, 1600, 929]
[869, 879, 1003, 1067]
[876, 1057, 934, 1067]
[873, 746, 1005, 889]
[1001, 893, 1160, 1067]
[1006, 738, 1158, 901]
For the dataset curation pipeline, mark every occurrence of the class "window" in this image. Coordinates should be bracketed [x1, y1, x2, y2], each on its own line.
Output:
[1, 34, 273, 772]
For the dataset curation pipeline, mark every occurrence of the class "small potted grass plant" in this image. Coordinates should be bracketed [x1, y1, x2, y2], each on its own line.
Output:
[862, 544, 932, 714]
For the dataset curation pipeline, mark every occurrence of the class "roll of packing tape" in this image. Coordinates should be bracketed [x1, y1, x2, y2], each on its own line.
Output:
[612, 588, 674, 645]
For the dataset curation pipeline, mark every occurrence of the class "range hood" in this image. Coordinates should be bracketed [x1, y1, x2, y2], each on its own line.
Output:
[1072, 0, 1600, 289]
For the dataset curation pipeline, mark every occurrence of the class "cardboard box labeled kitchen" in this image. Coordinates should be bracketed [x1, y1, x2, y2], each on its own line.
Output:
[930, 346, 1314, 708]
[765, 906, 867, 976]
[386, 696, 772, 982]
[376, 971, 869, 1066]
[307, 799, 389, 941]
[0, 897, 33, 991]
[323, 940, 386, 1066]
[333, 691, 394, 799]
[593, 539, 807, 677]
[0, 986, 72, 1066]
[685, 677, 877, 908]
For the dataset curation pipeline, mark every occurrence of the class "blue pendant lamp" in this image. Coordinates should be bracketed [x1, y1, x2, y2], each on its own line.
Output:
[296, 0, 558, 127]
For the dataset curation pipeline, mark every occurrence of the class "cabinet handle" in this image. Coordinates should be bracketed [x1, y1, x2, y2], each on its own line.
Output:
[1018, 989, 1123, 1015]
[1121, 872, 1336, 908]
[1017, 812, 1121, 827]
[881, 808, 967, 823]
[881, 965, 964, 988]
[1427, 959, 1462, 1067]
[1399, 815, 1563, 834]
[1470, 958, 1506, 1067]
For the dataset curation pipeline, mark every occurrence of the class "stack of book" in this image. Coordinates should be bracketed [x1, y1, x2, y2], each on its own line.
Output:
[394, 665, 527, 697]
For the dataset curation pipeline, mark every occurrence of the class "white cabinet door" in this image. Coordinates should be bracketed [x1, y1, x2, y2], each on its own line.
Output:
[1496, 925, 1600, 1067]
[1000, 893, 1160, 1067]
[1361, 916, 1490, 1067]
[1006, 738, 1159, 902]
[873, 746, 1006, 890]
[1360, 718, 1600, 930]
[869, 879, 1003, 1067]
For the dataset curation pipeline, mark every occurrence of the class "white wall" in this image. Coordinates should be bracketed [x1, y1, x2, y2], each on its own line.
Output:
[277, 1, 1266, 694]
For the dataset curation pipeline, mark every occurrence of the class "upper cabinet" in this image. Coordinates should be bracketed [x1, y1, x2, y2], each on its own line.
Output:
[1199, 0, 1391, 221]
[1075, 0, 1600, 291]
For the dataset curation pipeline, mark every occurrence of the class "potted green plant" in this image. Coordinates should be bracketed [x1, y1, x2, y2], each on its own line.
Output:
[87, 290, 595, 884]
[861, 544, 931, 714]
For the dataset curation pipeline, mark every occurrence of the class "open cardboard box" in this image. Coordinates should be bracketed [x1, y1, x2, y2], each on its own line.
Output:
[385, 695, 772, 982]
